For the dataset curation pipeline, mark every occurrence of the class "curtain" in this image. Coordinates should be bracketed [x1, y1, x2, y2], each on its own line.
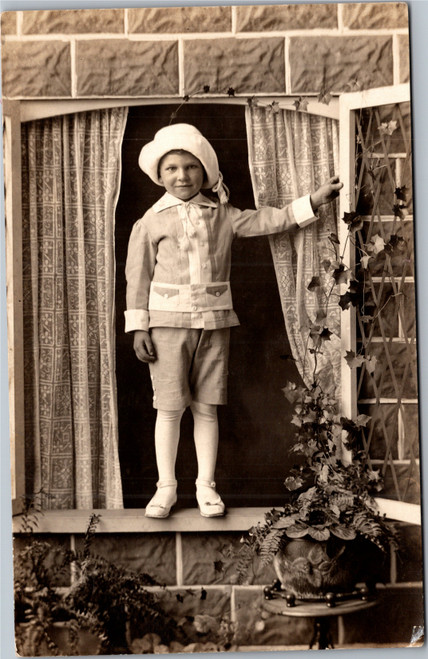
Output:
[245, 106, 341, 395]
[21, 108, 127, 509]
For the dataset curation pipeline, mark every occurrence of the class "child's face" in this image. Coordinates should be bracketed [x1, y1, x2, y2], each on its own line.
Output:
[158, 151, 205, 200]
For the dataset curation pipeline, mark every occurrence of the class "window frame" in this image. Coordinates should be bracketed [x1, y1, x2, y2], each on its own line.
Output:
[339, 83, 420, 527]
[5, 92, 420, 532]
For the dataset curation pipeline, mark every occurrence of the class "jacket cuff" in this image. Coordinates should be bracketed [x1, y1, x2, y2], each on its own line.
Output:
[124, 309, 149, 333]
[292, 194, 318, 228]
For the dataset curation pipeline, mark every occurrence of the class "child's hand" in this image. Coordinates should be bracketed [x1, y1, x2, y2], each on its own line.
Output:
[133, 330, 157, 363]
[310, 176, 343, 212]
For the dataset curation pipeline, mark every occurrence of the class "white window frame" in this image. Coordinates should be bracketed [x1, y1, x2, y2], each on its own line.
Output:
[339, 83, 420, 527]
[6, 92, 419, 531]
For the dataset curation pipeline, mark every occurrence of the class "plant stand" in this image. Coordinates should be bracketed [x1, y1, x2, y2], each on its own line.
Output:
[262, 587, 378, 650]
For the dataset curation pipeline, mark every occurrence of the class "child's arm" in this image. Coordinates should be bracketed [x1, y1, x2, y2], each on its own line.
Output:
[310, 176, 343, 212]
[229, 175, 343, 238]
[133, 330, 156, 363]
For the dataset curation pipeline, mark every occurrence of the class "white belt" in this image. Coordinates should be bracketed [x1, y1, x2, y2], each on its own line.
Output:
[148, 281, 233, 313]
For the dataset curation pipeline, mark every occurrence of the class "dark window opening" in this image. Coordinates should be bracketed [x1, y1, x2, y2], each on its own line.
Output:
[115, 104, 302, 508]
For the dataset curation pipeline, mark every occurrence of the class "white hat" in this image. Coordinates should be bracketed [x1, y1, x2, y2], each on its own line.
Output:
[138, 123, 229, 202]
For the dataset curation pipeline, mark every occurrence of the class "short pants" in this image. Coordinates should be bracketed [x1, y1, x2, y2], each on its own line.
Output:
[148, 327, 230, 410]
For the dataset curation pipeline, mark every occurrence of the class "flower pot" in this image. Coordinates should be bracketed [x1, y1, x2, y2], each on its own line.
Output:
[273, 536, 382, 599]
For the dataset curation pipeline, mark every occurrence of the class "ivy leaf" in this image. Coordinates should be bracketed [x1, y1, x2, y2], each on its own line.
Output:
[328, 233, 340, 245]
[343, 211, 364, 232]
[307, 276, 321, 291]
[203, 85, 210, 94]
[370, 234, 385, 255]
[176, 594, 184, 603]
[344, 350, 366, 368]
[270, 101, 280, 114]
[393, 203, 407, 219]
[318, 89, 332, 105]
[365, 356, 377, 375]
[355, 414, 371, 427]
[378, 120, 398, 136]
[339, 284, 360, 309]
[302, 409, 317, 424]
[200, 588, 207, 600]
[282, 381, 303, 404]
[319, 327, 333, 341]
[247, 96, 258, 107]
[321, 259, 331, 272]
[182, 94, 190, 102]
[360, 314, 374, 324]
[227, 87, 236, 97]
[284, 476, 304, 491]
[332, 263, 352, 285]
[395, 185, 407, 201]
[385, 234, 406, 254]
[293, 96, 309, 112]
[360, 254, 371, 270]
[291, 415, 303, 428]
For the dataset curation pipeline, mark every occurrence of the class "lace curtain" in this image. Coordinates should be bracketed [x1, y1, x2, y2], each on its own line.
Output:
[21, 108, 127, 509]
[245, 106, 341, 395]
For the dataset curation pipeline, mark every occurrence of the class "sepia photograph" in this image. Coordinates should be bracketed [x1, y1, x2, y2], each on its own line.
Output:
[1, 0, 424, 655]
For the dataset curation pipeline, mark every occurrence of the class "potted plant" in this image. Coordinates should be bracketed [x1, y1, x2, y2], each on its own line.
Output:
[235, 204, 402, 600]
[14, 512, 179, 655]
[236, 380, 396, 599]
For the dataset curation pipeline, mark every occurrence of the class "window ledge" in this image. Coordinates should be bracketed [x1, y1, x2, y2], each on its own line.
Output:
[12, 507, 269, 534]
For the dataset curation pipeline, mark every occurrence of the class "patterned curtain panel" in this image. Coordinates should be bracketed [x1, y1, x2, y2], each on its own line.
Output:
[245, 106, 341, 394]
[21, 108, 127, 509]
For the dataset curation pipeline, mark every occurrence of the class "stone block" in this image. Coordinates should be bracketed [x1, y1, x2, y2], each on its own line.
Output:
[183, 38, 285, 95]
[2, 41, 71, 97]
[22, 9, 124, 34]
[1, 11, 17, 35]
[399, 34, 410, 83]
[128, 7, 231, 33]
[76, 40, 178, 96]
[343, 2, 408, 29]
[156, 586, 231, 619]
[236, 3, 337, 31]
[233, 587, 320, 646]
[340, 586, 423, 644]
[181, 532, 276, 585]
[74, 533, 177, 585]
[394, 523, 423, 582]
[290, 36, 393, 93]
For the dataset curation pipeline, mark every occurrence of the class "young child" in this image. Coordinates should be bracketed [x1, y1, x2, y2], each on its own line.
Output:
[125, 123, 342, 518]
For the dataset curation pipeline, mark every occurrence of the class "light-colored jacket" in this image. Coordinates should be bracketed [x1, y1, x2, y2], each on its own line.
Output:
[125, 191, 316, 332]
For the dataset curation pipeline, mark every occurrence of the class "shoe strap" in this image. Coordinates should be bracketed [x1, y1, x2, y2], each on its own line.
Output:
[196, 479, 216, 489]
[156, 479, 177, 488]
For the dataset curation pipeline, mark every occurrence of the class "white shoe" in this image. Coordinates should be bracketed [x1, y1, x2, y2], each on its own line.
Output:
[145, 480, 177, 518]
[196, 479, 225, 518]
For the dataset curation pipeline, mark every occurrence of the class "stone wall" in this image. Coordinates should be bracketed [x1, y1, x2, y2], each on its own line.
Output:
[14, 521, 424, 647]
[5, 2, 421, 649]
[2, 3, 409, 98]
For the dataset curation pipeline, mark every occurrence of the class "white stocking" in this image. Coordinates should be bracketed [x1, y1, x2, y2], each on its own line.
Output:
[155, 408, 184, 482]
[190, 401, 219, 482]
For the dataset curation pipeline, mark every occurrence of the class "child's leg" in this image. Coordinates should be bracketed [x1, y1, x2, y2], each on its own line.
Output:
[145, 407, 184, 518]
[191, 401, 225, 517]
[190, 401, 219, 482]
